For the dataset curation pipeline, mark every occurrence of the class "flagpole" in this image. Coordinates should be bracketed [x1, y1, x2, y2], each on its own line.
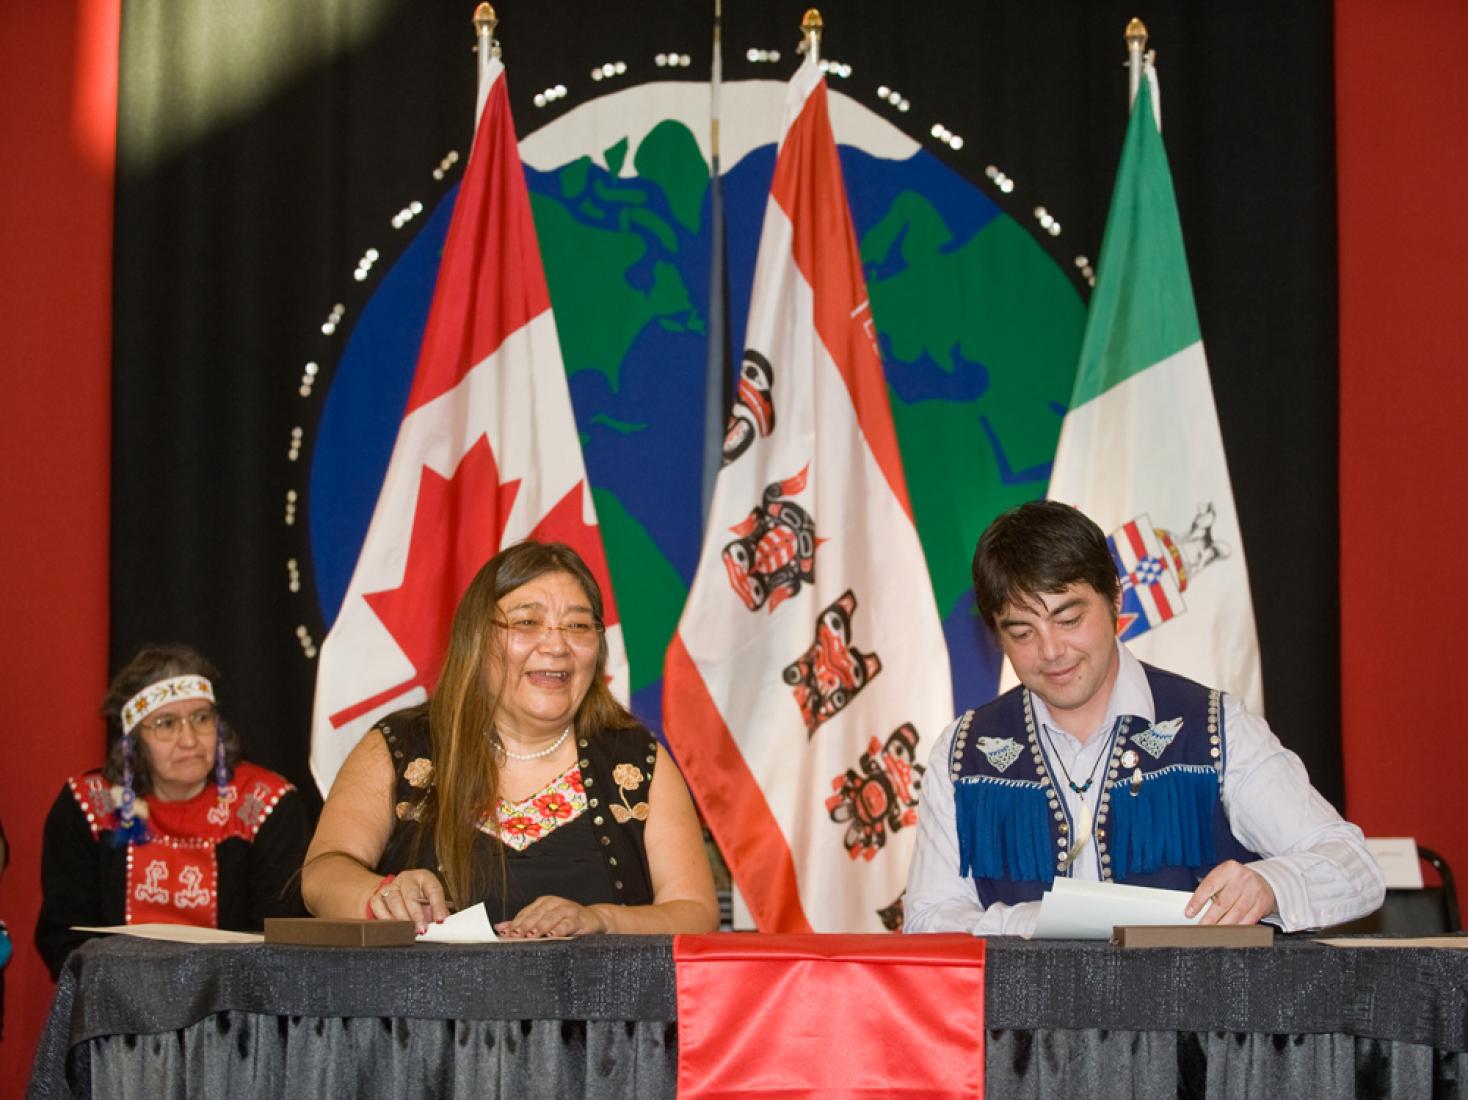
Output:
[1125, 17, 1147, 108]
[800, 8, 823, 66]
[701, 0, 728, 523]
[473, 3, 500, 122]
[710, 0, 723, 160]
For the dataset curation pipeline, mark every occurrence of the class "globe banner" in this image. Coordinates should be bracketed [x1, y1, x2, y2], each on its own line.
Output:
[307, 73, 1086, 780]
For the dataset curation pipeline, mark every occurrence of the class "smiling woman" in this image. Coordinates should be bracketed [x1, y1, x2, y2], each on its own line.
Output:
[302, 540, 718, 938]
[34, 645, 311, 977]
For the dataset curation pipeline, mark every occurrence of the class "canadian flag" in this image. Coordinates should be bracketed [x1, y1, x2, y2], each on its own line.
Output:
[664, 56, 952, 932]
[310, 57, 626, 792]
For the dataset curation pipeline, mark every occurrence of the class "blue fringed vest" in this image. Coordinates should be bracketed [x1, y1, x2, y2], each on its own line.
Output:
[951, 662, 1259, 907]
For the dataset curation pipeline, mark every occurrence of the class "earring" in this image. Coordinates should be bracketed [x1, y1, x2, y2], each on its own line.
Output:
[214, 726, 230, 792]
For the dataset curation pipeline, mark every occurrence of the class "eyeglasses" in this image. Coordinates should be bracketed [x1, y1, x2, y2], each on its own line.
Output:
[495, 616, 604, 649]
[139, 706, 218, 739]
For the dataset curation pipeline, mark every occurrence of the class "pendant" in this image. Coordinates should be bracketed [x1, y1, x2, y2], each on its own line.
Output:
[1066, 800, 1094, 863]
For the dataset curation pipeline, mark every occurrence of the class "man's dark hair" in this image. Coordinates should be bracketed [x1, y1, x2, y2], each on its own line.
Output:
[971, 501, 1120, 629]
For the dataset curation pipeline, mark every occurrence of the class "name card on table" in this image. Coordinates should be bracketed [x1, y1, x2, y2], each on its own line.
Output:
[1112, 924, 1275, 948]
[264, 918, 415, 947]
[1366, 838, 1425, 889]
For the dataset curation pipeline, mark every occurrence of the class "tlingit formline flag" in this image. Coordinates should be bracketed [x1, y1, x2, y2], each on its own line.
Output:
[1046, 64, 1263, 712]
[664, 55, 953, 932]
[310, 56, 627, 792]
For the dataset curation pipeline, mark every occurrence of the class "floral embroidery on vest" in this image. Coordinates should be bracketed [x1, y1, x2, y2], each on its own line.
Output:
[610, 763, 650, 823]
[482, 766, 589, 852]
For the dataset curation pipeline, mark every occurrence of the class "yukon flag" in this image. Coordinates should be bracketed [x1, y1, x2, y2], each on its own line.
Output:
[664, 55, 952, 932]
[1046, 64, 1263, 712]
[310, 56, 626, 791]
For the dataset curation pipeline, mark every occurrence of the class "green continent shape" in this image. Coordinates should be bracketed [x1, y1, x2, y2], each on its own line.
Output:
[866, 194, 1086, 615]
[559, 156, 591, 200]
[648, 260, 697, 326]
[531, 120, 706, 391]
[531, 192, 652, 390]
[595, 177, 647, 206]
[593, 487, 687, 695]
[590, 414, 646, 435]
[621, 206, 677, 252]
[603, 138, 628, 177]
[633, 119, 708, 235]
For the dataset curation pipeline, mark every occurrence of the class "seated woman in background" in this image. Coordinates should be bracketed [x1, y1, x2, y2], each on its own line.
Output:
[36, 646, 310, 976]
[303, 540, 718, 937]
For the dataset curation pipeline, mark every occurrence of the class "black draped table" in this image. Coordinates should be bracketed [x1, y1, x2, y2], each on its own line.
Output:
[28, 934, 1468, 1099]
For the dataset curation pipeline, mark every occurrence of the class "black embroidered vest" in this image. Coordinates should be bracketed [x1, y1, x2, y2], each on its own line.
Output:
[374, 706, 657, 914]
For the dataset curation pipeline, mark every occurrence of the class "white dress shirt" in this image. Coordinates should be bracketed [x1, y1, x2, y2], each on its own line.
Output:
[905, 643, 1384, 936]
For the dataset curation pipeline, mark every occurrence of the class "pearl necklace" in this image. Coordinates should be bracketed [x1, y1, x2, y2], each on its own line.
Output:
[493, 726, 571, 761]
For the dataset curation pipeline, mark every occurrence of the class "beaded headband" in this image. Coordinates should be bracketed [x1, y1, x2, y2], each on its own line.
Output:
[121, 675, 216, 734]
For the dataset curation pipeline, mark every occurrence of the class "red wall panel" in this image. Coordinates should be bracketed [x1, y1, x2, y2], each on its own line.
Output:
[1337, 0, 1468, 916]
[0, 0, 116, 1089]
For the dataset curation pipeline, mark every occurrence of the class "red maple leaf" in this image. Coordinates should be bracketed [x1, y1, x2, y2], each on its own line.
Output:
[526, 480, 620, 626]
[330, 436, 519, 728]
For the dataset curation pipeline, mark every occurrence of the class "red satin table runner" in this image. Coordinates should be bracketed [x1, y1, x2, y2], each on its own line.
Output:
[673, 933, 985, 1099]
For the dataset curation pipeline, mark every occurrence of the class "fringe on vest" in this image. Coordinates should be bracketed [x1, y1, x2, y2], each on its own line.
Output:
[1108, 764, 1218, 881]
[955, 777, 1053, 884]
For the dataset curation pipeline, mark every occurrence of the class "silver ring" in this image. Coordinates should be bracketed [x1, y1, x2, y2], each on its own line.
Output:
[380, 887, 398, 899]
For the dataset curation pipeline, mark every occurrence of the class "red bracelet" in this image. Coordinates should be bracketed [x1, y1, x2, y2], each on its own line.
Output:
[364, 874, 396, 919]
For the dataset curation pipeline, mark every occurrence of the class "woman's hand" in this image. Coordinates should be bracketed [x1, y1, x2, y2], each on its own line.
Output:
[366, 868, 450, 933]
[496, 895, 608, 939]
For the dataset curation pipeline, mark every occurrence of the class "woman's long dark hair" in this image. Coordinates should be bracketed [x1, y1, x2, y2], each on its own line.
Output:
[423, 541, 637, 908]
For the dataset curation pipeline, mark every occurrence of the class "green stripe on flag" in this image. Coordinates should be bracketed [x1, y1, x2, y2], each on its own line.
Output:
[1070, 77, 1202, 409]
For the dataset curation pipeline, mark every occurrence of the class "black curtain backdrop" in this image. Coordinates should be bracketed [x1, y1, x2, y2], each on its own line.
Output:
[111, 0, 1339, 813]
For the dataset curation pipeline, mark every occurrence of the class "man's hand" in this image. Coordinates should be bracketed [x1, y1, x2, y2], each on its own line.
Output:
[1187, 861, 1276, 925]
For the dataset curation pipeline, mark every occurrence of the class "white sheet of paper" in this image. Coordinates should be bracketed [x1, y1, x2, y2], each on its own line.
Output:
[1365, 837, 1425, 889]
[415, 902, 499, 943]
[1031, 877, 1204, 939]
[1315, 935, 1468, 949]
[72, 923, 264, 944]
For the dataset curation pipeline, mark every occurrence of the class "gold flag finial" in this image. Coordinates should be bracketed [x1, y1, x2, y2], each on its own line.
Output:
[1125, 17, 1148, 52]
[473, 3, 500, 62]
[800, 8, 823, 61]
